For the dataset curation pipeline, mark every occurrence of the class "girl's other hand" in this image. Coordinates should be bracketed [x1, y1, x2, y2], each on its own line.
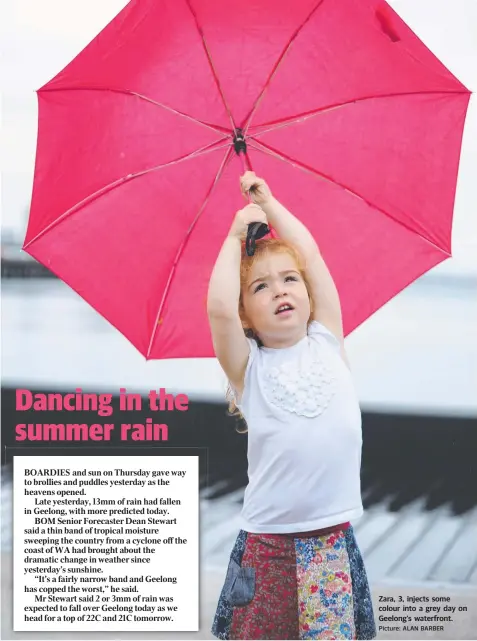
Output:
[240, 171, 272, 206]
[229, 203, 268, 241]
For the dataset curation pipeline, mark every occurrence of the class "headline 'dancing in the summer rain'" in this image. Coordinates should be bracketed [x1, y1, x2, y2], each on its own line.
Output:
[15, 388, 189, 442]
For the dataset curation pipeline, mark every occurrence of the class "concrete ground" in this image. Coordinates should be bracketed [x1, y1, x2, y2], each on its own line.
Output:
[2, 554, 476, 640]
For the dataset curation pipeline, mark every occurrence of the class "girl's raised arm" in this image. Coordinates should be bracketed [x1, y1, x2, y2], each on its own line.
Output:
[240, 172, 346, 357]
[207, 203, 267, 395]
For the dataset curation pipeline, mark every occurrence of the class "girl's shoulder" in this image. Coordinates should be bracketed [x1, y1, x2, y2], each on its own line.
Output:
[307, 320, 341, 353]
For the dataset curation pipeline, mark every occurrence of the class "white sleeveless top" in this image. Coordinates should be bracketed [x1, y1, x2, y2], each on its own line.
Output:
[234, 321, 363, 534]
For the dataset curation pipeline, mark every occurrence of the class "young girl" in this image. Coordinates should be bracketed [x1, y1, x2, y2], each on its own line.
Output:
[208, 172, 376, 640]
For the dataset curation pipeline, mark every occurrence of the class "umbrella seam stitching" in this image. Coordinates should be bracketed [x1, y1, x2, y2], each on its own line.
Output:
[248, 139, 452, 255]
[184, 0, 236, 132]
[38, 86, 230, 135]
[146, 147, 234, 358]
[247, 90, 471, 136]
[23, 139, 231, 250]
[242, 0, 326, 133]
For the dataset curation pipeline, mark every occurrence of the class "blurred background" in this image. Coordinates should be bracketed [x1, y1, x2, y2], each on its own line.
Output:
[1, 1, 477, 633]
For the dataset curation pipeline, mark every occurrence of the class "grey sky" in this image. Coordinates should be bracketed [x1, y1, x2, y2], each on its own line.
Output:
[2, 0, 476, 274]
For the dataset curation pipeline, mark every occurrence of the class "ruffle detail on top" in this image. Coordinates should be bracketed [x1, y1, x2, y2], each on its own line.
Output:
[262, 354, 336, 418]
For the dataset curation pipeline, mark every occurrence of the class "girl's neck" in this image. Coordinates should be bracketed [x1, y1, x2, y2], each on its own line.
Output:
[259, 330, 307, 351]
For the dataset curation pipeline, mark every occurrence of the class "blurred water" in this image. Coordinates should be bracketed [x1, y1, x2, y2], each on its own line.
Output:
[2, 276, 477, 416]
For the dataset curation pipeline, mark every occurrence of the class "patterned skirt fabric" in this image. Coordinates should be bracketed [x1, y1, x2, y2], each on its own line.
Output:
[212, 525, 376, 640]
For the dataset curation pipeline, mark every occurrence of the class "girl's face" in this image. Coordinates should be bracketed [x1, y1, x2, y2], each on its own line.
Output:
[241, 250, 311, 347]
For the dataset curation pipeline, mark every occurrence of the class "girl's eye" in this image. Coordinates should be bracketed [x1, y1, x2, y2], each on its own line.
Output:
[285, 275, 298, 282]
[254, 283, 266, 293]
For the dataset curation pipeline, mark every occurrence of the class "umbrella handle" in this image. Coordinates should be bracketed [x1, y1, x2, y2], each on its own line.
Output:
[234, 128, 270, 256]
[245, 222, 269, 257]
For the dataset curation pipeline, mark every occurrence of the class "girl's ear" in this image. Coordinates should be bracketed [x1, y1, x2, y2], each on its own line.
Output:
[241, 317, 256, 340]
[239, 308, 250, 330]
[308, 290, 314, 315]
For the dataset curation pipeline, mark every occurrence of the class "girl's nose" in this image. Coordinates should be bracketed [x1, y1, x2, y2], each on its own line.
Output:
[272, 284, 287, 298]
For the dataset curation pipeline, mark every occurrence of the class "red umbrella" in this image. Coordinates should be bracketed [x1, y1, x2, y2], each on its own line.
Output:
[24, 0, 471, 359]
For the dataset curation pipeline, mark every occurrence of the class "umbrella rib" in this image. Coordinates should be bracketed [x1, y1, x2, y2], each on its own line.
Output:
[247, 89, 470, 138]
[248, 139, 451, 255]
[23, 138, 231, 250]
[38, 85, 230, 135]
[184, 0, 237, 132]
[146, 147, 234, 358]
[242, 0, 326, 133]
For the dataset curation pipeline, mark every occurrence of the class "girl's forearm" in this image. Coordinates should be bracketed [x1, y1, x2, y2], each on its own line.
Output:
[261, 196, 319, 260]
[207, 235, 242, 318]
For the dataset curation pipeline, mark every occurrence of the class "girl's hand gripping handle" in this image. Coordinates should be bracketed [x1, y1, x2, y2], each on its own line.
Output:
[240, 171, 271, 255]
[229, 204, 268, 243]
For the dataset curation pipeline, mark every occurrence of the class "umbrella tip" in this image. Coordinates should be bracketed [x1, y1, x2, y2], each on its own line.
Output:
[233, 129, 247, 155]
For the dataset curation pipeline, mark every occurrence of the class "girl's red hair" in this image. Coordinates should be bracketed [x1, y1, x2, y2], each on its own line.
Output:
[227, 238, 314, 430]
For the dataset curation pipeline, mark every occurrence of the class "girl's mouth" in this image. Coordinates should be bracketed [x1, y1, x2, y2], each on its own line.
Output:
[275, 303, 294, 315]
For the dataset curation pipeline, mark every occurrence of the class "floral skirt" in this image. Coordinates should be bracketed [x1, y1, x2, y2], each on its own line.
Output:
[212, 525, 376, 640]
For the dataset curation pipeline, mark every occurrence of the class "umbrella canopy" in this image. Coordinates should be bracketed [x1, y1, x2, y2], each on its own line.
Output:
[23, 0, 471, 359]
